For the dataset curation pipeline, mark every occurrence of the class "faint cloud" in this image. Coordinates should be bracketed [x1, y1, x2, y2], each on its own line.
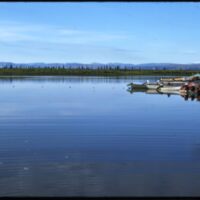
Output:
[182, 50, 197, 55]
[0, 20, 142, 63]
[0, 20, 128, 45]
[57, 29, 128, 44]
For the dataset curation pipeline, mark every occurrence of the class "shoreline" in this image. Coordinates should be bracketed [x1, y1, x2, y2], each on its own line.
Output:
[0, 69, 199, 76]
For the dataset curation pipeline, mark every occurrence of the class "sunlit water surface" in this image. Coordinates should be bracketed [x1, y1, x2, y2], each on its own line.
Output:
[0, 76, 200, 196]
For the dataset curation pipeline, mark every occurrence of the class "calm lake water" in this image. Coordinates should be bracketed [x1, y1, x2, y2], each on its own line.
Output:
[0, 75, 200, 197]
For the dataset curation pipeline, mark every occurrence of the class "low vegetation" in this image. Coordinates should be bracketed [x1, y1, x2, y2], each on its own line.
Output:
[0, 67, 199, 76]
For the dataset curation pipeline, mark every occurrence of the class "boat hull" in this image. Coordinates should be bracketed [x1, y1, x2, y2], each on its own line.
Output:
[160, 77, 186, 82]
[157, 86, 181, 92]
[129, 83, 147, 89]
[146, 84, 160, 89]
[160, 81, 186, 86]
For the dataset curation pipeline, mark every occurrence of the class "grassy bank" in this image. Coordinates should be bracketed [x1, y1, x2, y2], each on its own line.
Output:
[0, 68, 199, 76]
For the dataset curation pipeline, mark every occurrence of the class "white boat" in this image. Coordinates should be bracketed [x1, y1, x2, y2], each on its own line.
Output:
[157, 86, 181, 92]
[160, 81, 186, 86]
[146, 84, 160, 89]
[145, 80, 163, 90]
[160, 77, 186, 82]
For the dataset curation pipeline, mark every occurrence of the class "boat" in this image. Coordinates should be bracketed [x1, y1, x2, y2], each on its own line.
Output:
[127, 82, 147, 90]
[146, 82, 163, 89]
[144, 80, 162, 90]
[128, 80, 162, 90]
[160, 81, 186, 86]
[160, 77, 186, 82]
[186, 73, 200, 81]
[157, 85, 181, 93]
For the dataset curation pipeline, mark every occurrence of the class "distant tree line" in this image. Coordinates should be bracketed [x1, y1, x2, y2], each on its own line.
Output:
[1, 64, 199, 70]
[0, 65, 199, 76]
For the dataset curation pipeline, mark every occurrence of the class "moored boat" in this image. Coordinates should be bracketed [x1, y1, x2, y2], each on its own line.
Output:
[127, 75, 200, 101]
[127, 82, 147, 90]
[160, 77, 186, 82]
[146, 85, 159, 89]
[146, 83, 163, 89]
[144, 80, 162, 89]
[157, 85, 181, 92]
[160, 81, 186, 86]
[128, 80, 162, 90]
[186, 74, 200, 81]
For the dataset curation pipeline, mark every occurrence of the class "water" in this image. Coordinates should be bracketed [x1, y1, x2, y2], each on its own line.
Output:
[0, 75, 200, 196]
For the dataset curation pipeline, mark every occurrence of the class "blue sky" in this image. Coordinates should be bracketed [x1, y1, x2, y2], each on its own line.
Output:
[0, 2, 200, 64]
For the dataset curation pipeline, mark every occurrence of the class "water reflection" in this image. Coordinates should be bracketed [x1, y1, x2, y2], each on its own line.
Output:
[127, 88, 200, 102]
[0, 75, 174, 84]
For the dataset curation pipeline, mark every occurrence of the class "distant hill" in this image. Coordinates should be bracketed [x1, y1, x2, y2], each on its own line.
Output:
[1, 62, 200, 70]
